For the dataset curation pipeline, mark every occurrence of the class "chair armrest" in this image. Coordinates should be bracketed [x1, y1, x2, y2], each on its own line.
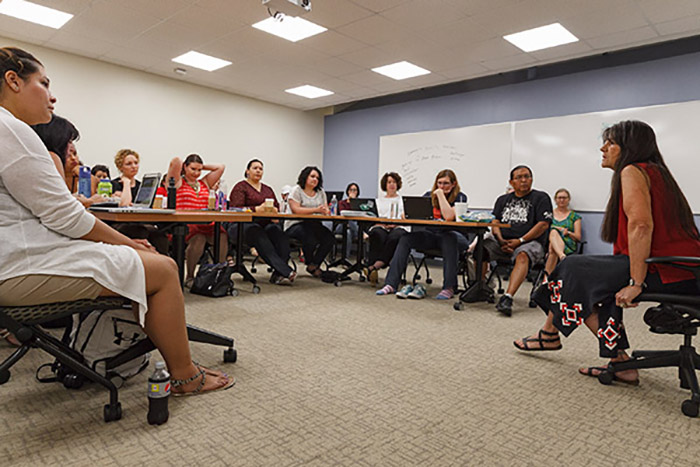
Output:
[645, 256, 700, 265]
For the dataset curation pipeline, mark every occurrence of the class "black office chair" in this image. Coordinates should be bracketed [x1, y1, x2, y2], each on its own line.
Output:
[0, 296, 236, 422]
[408, 248, 472, 293]
[597, 256, 700, 418]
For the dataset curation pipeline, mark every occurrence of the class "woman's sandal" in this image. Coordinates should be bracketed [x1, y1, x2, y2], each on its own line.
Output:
[513, 329, 562, 351]
[171, 364, 236, 397]
[579, 366, 640, 386]
[0, 328, 20, 347]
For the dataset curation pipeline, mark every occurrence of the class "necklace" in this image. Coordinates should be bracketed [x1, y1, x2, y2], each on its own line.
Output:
[186, 179, 200, 193]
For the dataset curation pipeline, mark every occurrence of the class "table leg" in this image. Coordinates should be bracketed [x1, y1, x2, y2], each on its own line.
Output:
[172, 224, 187, 288]
[213, 221, 221, 261]
[230, 222, 257, 289]
[457, 228, 494, 304]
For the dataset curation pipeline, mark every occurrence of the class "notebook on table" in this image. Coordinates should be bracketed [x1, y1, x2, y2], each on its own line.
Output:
[90, 173, 174, 213]
[402, 196, 433, 220]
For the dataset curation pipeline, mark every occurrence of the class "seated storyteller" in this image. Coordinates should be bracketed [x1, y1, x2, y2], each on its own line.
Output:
[514, 120, 700, 385]
[227, 159, 295, 285]
[166, 154, 227, 286]
[544, 188, 582, 276]
[285, 166, 334, 278]
[0, 46, 233, 395]
[483, 165, 552, 316]
[364, 172, 408, 285]
[376, 169, 469, 300]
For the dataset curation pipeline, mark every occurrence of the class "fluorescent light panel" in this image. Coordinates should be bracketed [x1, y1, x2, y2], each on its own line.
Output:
[285, 85, 333, 99]
[252, 16, 326, 42]
[172, 51, 231, 72]
[371, 61, 430, 80]
[504, 22, 578, 52]
[0, 0, 73, 29]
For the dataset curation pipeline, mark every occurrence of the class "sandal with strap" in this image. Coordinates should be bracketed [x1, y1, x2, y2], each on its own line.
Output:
[579, 366, 640, 386]
[513, 329, 562, 351]
[171, 364, 236, 397]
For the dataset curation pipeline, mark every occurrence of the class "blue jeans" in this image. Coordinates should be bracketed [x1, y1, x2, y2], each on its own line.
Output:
[384, 230, 469, 290]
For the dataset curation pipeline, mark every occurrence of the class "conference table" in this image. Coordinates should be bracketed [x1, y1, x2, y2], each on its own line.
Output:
[93, 209, 507, 306]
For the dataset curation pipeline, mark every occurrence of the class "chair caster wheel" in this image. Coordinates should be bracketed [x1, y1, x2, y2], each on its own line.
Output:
[252, 285, 261, 294]
[334, 281, 342, 287]
[63, 373, 85, 389]
[682, 399, 699, 417]
[528, 300, 536, 308]
[359, 276, 366, 282]
[223, 348, 237, 363]
[426, 278, 433, 285]
[497, 288, 504, 294]
[103, 402, 122, 422]
[107, 373, 125, 389]
[597, 370, 614, 385]
[251, 267, 257, 273]
[453, 302, 464, 311]
[230, 289, 240, 297]
[0, 369, 10, 384]
[415, 275, 422, 281]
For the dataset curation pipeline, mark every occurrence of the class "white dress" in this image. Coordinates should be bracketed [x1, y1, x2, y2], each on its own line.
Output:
[0, 107, 148, 325]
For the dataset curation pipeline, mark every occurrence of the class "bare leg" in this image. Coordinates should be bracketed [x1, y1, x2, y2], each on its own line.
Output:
[100, 251, 230, 392]
[185, 234, 207, 280]
[549, 230, 567, 260]
[545, 231, 561, 275]
[506, 251, 529, 296]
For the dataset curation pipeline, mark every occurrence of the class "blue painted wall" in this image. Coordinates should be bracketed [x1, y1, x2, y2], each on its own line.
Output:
[323, 51, 700, 255]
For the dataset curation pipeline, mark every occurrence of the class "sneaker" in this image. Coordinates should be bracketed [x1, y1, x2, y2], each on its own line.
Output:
[270, 271, 283, 285]
[496, 295, 513, 317]
[435, 288, 454, 300]
[396, 284, 414, 299]
[407, 284, 427, 299]
[376, 285, 396, 296]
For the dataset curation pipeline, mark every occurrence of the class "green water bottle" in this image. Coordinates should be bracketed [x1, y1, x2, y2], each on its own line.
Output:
[97, 179, 112, 197]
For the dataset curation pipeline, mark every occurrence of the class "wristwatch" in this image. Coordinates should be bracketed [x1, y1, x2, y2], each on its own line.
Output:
[629, 278, 647, 289]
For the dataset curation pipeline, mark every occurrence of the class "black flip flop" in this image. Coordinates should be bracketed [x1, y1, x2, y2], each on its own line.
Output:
[513, 329, 562, 351]
[579, 366, 640, 386]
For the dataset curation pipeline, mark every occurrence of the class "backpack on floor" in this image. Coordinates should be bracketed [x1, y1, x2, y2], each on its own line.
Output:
[190, 263, 235, 297]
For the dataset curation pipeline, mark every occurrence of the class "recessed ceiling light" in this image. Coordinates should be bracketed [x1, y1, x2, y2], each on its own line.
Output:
[171, 51, 231, 72]
[504, 22, 578, 52]
[0, 0, 73, 29]
[285, 85, 334, 99]
[252, 16, 327, 42]
[371, 61, 431, 80]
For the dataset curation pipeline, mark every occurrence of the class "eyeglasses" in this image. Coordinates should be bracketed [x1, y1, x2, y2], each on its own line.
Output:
[512, 174, 532, 181]
[555, 196, 569, 200]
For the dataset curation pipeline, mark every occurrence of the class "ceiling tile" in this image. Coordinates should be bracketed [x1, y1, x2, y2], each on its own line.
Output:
[654, 15, 700, 37]
[304, 0, 373, 28]
[470, 0, 576, 36]
[309, 57, 364, 77]
[43, 30, 116, 59]
[638, 0, 700, 24]
[444, 0, 525, 16]
[169, 5, 246, 37]
[302, 31, 367, 56]
[348, 0, 410, 14]
[339, 46, 394, 68]
[343, 69, 394, 87]
[60, 1, 163, 43]
[336, 14, 411, 46]
[32, 0, 93, 14]
[563, 1, 650, 40]
[194, 0, 268, 25]
[480, 53, 537, 71]
[380, 0, 467, 31]
[108, 0, 193, 20]
[0, 17, 56, 44]
[586, 25, 659, 50]
[417, 17, 496, 46]
[439, 61, 491, 80]
[528, 40, 593, 61]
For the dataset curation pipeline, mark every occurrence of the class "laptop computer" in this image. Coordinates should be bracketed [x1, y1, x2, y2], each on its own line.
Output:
[402, 196, 434, 220]
[90, 173, 174, 213]
[346, 197, 378, 216]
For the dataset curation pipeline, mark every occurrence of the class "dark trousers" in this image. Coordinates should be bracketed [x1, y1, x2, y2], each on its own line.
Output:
[227, 222, 292, 277]
[368, 227, 407, 265]
[286, 221, 335, 268]
[384, 230, 469, 290]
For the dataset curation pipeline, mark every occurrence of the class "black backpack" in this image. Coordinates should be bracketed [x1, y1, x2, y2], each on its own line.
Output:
[190, 263, 235, 297]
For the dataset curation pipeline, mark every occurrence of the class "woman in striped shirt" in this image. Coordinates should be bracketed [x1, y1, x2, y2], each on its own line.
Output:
[166, 154, 227, 285]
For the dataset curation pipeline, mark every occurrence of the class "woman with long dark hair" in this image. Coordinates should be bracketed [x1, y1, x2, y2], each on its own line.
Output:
[0, 47, 232, 394]
[515, 120, 700, 385]
[228, 159, 295, 285]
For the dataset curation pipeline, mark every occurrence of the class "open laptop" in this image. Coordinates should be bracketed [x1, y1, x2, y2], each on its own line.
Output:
[340, 197, 378, 217]
[325, 190, 344, 202]
[402, 196, 433, 220]
[90, 173, 174, 213]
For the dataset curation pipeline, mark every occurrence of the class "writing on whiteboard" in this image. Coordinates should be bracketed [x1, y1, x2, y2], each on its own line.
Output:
[401, 145, 465, 188]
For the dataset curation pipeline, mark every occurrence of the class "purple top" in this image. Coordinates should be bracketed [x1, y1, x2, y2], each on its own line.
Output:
[229, 180, 280, 226]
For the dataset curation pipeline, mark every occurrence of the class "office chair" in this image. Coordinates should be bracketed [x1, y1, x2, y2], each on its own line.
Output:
[408, 248, 471, 293]
[597, 256, 700, 418]
[0, 296, 236, 422]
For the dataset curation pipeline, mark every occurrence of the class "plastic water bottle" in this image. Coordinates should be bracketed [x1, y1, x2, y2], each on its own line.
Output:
[330, 194, 338, 216]
[167, 177, 176, 209]
[97, 179, 112, 197]
[78, 166, 91, 197]
[147, 361, 170, 426]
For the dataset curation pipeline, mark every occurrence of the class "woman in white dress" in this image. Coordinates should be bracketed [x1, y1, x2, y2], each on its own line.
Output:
[0, 47, 232, 396]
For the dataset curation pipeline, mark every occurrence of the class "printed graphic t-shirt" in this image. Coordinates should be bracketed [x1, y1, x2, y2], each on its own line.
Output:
[493, 189, 552, 245]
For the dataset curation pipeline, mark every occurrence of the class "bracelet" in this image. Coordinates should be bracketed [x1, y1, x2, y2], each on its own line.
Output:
[519, 237, 525, 244]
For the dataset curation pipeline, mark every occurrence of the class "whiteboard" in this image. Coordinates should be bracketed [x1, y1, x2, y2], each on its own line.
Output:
[380, 100, 700, 212]
[378, 122, 512, 208]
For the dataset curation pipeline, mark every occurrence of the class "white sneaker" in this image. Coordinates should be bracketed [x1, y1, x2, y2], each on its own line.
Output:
[396, 284, 413, 299]
[407, 284, 427, 299]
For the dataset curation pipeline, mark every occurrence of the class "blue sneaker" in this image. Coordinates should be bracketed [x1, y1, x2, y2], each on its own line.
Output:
[396, 284, 413, 299]
[407, 284, 427, 299]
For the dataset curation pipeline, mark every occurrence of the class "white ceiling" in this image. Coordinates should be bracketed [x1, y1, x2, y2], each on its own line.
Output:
[2, 0, 700, 111]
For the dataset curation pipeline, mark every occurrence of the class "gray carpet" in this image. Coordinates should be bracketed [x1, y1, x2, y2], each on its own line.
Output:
[2, 266, 699, 466]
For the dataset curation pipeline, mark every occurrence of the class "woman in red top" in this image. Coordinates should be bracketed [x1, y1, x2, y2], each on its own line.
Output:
[227, 159, 295, 285]
[166, 154, 227, 285]
[515, 121, 700, 385]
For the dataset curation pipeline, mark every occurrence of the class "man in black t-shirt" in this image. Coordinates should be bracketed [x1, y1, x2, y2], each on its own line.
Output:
[483, 165, 552, 316]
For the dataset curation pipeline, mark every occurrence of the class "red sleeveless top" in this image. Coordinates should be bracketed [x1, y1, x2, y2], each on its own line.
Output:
[176, 179, 209, 210]
[614, 163, 700, 283]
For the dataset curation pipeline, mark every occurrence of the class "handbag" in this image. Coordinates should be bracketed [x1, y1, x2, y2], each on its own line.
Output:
[190, 263, 235, 297]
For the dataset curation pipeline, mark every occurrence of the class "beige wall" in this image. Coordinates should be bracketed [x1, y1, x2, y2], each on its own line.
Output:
[1, 36, 324, 196]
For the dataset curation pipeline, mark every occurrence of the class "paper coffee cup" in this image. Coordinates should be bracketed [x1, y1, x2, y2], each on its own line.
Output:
[454, 202, 469, 221]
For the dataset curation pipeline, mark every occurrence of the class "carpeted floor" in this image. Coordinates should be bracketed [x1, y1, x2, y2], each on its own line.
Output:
[2, 265, 699, 466]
